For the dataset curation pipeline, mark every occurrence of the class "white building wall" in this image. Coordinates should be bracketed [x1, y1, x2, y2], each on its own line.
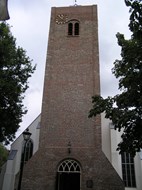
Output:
[1, 113, 141, 190]
[110, 128, 122, 178]
[101, 112, 111, 161]
[0, 115, 41, 190]
[134, 153, 142, 190]
[101, 113, 142, 190]
[2, 158, 17, 190]
[0, 163, 6, 190]
[101, 113, 122, 177]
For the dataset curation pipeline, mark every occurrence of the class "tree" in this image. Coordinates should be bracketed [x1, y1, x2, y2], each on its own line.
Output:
[0, 22, 36, 145]
[0, 144, 8, 172]
[89, 0, 142, 156]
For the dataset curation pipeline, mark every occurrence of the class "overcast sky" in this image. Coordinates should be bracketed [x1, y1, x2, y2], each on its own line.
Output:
[7, 0, 131, 136]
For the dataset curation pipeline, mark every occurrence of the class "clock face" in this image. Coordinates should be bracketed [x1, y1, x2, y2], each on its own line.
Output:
[56, 14, 68, 24]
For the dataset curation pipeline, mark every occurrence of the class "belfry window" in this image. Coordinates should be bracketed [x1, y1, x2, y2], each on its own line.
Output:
[68, 20, 79, 36]
[74, 22, 79, 35]
[68, 23, 73, 35]
[121, 152, 136, 187]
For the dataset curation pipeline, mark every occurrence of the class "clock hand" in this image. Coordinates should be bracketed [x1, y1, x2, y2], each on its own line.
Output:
[58, 14, 64, 19]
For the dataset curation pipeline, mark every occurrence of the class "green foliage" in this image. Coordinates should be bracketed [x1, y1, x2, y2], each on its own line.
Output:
[0, 144, 8, 171]
[0, 22, 36, 145]
[89, 0, 142, 156]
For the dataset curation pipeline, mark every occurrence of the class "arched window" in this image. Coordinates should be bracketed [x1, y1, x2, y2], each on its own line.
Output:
[57, 159, 81, 190]
[58, 159, 81, 172]
[68, 23, 73, 36]
[68, 20, 80, 36]
[121, 152, 136, 187]
[18, 138, 33, 190]
[74, 22, 79, 35]
[21, 139, 33, 164]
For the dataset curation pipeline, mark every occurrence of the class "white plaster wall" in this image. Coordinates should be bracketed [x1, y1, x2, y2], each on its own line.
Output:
[11, 114, 41, 155]
[101, 112, 122, 177]
[101, 113, 111, 161]
[1, 114, 41, 190]
[101, 114, 142, 190]
[134, 153, 142, 190]
[110, 128, 123, 178]
[111, 131, 142, 190]
[1, 113, 141, 190]
[0, 163, 6, 190]
[2, 159, 17, 190]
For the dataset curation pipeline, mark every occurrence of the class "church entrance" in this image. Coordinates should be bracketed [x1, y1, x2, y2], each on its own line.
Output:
[57, 159, 81, 190]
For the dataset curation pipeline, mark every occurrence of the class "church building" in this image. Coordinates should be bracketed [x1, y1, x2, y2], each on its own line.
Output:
[0, 4, 142, 190]
[20, 5, 124, 190]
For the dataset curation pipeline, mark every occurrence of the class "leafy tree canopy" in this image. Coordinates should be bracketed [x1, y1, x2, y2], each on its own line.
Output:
[0, 22, 36, 145]
[0, 144, 8, 172]
[89, 0, 142, 156]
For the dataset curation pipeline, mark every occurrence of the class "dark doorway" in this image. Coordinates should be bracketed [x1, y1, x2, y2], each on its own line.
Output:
[57, 159, 81, 190]
[58, 172, 80, 190]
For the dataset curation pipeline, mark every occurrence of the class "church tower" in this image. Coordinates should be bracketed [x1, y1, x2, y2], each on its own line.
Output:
[21, 5, 124, 190]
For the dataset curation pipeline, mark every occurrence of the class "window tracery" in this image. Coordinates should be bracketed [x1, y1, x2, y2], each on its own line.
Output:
[58, 159, 81, 173]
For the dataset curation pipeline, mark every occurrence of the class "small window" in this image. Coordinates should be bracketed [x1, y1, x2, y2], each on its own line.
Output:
[121, 152, 136, 187]
[74, 22, 79, 35]
[68, 23, 73, 35]
[68, 20, 79, 36]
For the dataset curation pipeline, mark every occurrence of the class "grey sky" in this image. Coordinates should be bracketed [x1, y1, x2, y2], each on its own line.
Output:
[7, 0, 131, 136]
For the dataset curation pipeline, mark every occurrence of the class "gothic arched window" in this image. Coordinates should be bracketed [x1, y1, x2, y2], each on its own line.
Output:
[58, 159, 81, 172]
[21, 139, 33, 164]
[121, 152, 136, 187]
[57, 159, 81, 190]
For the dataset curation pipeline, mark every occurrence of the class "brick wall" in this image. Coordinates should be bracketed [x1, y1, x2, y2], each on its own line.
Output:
[21, 5, 124, 190]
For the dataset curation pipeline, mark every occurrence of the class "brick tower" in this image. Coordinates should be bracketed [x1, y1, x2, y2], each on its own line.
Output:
[21, 5, 124, 190]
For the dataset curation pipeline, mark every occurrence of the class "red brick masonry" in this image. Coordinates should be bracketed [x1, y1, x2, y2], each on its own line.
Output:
[21, 5, 124, 190]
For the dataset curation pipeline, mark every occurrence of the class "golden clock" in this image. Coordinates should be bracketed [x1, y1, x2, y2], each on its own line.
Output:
[56, 14, 68, 24]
